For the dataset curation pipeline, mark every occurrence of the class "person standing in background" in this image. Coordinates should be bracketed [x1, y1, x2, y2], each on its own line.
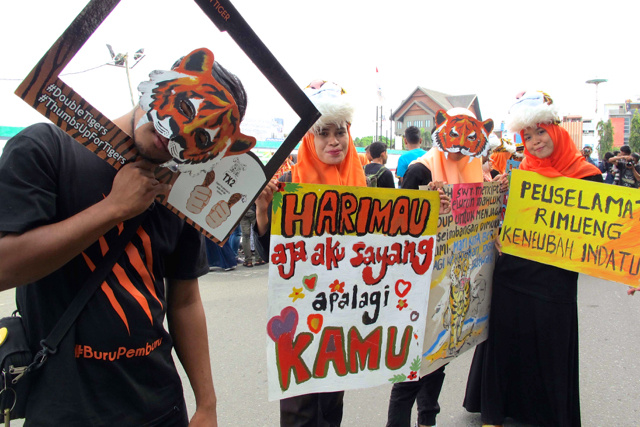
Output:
[239, 204, 265, 267]
[581, 144, 597, 166]
[364, 141, 396, 188]
[396, 126, 426, 187]
[599, 152, 615, 184]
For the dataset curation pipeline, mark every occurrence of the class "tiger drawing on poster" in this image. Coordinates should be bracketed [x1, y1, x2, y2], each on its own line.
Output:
[447, 251, 471, 355]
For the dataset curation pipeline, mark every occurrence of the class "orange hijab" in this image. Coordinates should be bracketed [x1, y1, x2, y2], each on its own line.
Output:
[490, 151, 511, 175]
[519, 123, 601, 179]
[358, 153, 370, 167]
[291, 126, 367, 186]
[412, 147, 483, 184]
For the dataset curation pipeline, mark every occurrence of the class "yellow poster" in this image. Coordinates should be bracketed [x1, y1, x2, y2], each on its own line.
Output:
[502, 169, 640, 287]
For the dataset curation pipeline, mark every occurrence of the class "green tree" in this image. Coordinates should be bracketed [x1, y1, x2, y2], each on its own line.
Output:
[356, 136, 373, 147]
[629, 110, 640, 153]
[420, 128, 433, 149]
[355, 136, 392, 148]
[596, 119, 614, 158]
[379, 136, 392, 147]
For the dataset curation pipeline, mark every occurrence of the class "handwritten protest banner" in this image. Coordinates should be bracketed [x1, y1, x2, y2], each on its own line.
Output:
[419, 182, 503, 376]
[266, 183, 439, 400]
[502, 169, 640, 287]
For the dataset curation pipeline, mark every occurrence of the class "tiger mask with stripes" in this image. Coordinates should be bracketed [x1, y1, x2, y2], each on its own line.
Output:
[136, 48, 255, 175]
[432, 109, 494, 161]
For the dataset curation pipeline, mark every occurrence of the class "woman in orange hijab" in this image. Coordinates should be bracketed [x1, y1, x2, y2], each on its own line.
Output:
[288, 81, 366, 187]
[255, 80, 365, 427]
[463, 91, 602, 427]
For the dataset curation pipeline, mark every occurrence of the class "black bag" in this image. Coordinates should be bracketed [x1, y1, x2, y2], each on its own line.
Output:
[0, 212, 148, 424]
[0, 313, 32, 421]
[365, 165, 388, 187]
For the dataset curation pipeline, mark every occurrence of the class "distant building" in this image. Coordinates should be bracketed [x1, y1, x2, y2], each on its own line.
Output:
[604, 100, 640, 147]
[581, 118, 598, 153]
[240, 117, 285, 142]
[391, 87, 482, 146]
[561, 115, 583, 148]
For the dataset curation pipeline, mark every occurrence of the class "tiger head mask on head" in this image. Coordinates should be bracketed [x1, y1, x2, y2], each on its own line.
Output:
[136, 48, 256, 175]
[432, 108, 494, 161]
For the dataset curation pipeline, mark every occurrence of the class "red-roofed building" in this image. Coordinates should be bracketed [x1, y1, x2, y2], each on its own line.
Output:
[391, 87, 482, 140]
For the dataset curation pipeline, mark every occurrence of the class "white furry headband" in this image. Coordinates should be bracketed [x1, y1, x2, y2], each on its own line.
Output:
[507, 91, 559, 133]
[304, 81, 355, 134]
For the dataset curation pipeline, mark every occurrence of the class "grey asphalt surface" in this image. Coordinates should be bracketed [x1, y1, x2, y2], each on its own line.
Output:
[1, 267, 638, 426]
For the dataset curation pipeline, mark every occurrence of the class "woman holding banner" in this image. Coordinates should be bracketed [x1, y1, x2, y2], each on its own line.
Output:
[387, 108, 505, 427]
[255, 80, 366, 426]
[463, 91, 603, 427]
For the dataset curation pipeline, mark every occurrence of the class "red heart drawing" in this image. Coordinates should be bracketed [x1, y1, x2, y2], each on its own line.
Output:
[307, 314, 323, 334]
[267, 306, 298, 342]
[395, 279, 412, 298]
[302, 274, 318, 292]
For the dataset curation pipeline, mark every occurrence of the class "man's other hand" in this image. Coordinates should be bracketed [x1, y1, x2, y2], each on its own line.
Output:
[627, 287, 640, 296]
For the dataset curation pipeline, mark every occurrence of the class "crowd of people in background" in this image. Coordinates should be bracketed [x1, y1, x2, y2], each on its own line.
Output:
[593, 144, 640, 188]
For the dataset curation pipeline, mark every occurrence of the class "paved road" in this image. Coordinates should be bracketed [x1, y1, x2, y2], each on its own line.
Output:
[1, 267, 638, 426]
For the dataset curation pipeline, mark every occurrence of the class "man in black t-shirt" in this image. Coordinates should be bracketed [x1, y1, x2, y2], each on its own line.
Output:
[612, 155, 640, 188]
[0, 55, 249, 426]
[364, 141, 396, 188]
[608, 145, 640, 188]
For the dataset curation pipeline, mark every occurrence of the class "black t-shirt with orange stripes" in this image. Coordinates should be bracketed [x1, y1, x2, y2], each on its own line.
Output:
[0, 124, 208, 426]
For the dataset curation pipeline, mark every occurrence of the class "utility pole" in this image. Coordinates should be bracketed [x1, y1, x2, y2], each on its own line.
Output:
[389, 108, 393, 149]
[379, 106, 383, 144]
[375, 106, 379, 141]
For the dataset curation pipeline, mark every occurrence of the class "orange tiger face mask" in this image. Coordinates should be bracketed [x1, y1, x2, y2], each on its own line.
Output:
[136, 48, 256, 174]
[432, 109, 494, 160]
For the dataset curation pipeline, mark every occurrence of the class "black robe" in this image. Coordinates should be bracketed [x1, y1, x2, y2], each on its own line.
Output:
[463, 173, 603, 427]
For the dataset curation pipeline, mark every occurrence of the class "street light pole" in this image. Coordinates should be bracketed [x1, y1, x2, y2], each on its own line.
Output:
[124, 54, 135, 107]
[106, 45, 146, 108]
[586, 78, 608, 115]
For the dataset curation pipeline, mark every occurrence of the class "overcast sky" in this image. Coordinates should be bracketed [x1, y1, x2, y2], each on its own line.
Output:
[1, 0, 637, 139]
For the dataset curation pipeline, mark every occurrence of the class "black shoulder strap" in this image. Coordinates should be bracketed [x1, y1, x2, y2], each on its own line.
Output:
[30, 210, 149, 370]
[374, 166, 387, 178]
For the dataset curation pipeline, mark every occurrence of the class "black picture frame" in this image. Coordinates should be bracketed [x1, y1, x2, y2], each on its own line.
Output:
[15, 0, 320, 243]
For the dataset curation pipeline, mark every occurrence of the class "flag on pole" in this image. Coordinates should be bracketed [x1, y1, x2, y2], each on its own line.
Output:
[376, 67, 384, 105]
